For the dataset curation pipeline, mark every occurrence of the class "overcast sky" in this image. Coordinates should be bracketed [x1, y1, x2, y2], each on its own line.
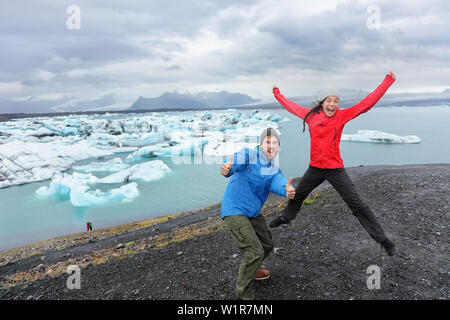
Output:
[0, 0, 449, 113]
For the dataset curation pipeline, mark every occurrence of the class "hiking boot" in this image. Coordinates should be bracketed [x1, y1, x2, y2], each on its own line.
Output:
[269, 215, 290, 228]
[381, 238, 396, 256]
[255, 269, 270, 280]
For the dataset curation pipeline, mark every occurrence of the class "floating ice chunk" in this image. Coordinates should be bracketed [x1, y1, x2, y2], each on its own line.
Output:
[163, 130, 192, 144]
[0, 141, 112, 188]
[152, 139, 208, 157]
[201, 112, 213, 121]
[140, 132, 164, 145]
[64, 118, 81, 127]
[73, 157, 130, 173]
[109, 183, 140, 203]
[341, 130, 421, 144]
[269, 115, 281, 122]
[70, 182, 140, 207]
[36, 171, 139, 206]
[116, 132, 164, 147]
[98, 160, 171, 184]
[109, 147, 139, 154]
[125, 143, 171, 163]
[60, 127, 80, 136]
[36, 172, 100, 198]
[28, 127, 60, 137]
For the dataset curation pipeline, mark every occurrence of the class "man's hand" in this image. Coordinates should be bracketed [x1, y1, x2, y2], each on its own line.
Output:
[221, 154, 234, 176]
[286, 178, 296, 199]
[388, 71, 396, 81]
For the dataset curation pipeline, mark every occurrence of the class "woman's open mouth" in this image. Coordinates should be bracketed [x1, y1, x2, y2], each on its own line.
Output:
[325, 107, 337, 115]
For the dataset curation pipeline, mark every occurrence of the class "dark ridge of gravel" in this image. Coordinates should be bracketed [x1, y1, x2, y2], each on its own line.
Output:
[0, 163, 449, 300]
[0, 205, 222, 277]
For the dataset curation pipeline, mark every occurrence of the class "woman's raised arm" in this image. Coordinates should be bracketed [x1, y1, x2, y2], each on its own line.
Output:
[273, 85, 310, 120]
[339, 72, 396, 123]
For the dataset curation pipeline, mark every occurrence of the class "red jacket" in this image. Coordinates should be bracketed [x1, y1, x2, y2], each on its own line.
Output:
[273, 75, 395, 169]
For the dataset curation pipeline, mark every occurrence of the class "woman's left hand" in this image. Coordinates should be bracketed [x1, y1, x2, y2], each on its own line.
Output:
[388, 71, 396, 80]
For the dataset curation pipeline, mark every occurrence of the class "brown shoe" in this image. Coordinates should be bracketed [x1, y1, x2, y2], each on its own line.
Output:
[255, 269, 270, 280]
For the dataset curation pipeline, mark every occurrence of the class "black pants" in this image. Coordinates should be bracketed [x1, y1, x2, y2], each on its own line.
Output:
[282, 166, 387, 243]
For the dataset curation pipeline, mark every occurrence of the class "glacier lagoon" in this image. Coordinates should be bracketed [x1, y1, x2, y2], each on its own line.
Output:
[1, 106, 450, 251]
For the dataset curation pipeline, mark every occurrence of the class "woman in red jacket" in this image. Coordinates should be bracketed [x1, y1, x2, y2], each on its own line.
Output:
[270, 72, 396, 256]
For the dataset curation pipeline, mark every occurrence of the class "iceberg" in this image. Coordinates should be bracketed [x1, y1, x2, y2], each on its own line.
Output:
[125, 143, 171, 163]
[0, 141, 112, 188]
[61, 127, 80, 136]
[341, 130, 421, 144]
[73, 157, 130, 173]
[69, 182, 139, 207]
[152, 139, 208, 157]
[108, 147, 139, 154]
[98, 160, 171, 184]
[36, 172, 100, 198]
[113, 132, 164, 148]
[279, 117, 291, 123]
[36, 171, 140, 206]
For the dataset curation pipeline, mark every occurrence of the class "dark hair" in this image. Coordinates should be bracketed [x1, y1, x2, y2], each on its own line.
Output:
[302, 99, 325, 132]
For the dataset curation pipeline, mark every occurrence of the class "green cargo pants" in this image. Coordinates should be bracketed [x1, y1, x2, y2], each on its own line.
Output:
[224, 214, 274, 300]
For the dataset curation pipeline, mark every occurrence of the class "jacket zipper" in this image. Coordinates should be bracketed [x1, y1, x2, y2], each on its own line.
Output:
[334, 128, 337, 150]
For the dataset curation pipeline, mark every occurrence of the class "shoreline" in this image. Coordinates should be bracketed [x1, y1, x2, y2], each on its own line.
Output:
[0, 163, 449, 299]
[0, 105, 282, 123]
[2, 162, 446, 258]
[0, 202, 222, 264]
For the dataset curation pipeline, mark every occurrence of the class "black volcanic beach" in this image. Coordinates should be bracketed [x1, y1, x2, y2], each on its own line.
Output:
[0, 163, 448, 300]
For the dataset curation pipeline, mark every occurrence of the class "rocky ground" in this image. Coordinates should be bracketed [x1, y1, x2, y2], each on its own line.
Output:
[0, 164, 448, 300]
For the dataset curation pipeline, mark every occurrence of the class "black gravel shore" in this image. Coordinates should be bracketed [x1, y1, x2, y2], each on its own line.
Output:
[0, 163, 449, 300]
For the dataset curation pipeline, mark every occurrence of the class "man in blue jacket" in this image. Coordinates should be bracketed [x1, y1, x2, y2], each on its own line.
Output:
[220, 127, 295, 300]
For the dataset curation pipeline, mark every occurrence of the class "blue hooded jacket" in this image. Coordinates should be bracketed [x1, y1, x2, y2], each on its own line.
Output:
[221, 147, 288, 219]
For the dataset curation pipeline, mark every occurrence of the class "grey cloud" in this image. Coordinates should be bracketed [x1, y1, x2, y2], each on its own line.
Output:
[50, 93, 116, 112]
[0, 95, 71, 114]
[0, 0, 449, 113]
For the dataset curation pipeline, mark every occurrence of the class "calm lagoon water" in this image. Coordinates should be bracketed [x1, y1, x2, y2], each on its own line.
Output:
[1, 106, 449, 250]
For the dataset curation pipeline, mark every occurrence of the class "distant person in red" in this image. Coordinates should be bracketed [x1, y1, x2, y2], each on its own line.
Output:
[86, 222, 93, 231]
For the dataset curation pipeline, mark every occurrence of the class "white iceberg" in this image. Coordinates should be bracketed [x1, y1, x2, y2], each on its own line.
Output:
[0, 141, 112, 188]
[151, 139, 208, 158]
[69, 182, 139, 207]
[36, 171, 140, 207]
[36, 172, 100, 198]
[61, 127, 80, 136]
[125, 143, 171, 163]
[98, 160, 171, 184]
[73, 157, 130, 173]
[341, 130, 421, 144]
[279, 117, 291, 123]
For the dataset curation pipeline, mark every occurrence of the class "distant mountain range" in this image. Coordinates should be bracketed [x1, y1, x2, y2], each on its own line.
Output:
[1, 88, 449, 118]
[130, 91, 259, 110]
